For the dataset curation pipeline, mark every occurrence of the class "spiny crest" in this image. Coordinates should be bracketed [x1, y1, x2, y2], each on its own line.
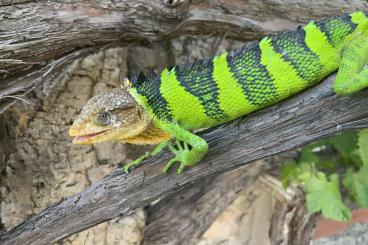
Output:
[274, 26, 304, 41]
[175, 57, 213, 73]
[129, 71, 145, 87]
[147, 68, 159, 80]
[130, 69, 159, 87]
[227, 41, 258, 60]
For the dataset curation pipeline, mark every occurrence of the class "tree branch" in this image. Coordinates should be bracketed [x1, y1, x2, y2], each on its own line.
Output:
[143, 152, 304, 245]
[143, 161, 271, 244]
[1, 74, 368, 244]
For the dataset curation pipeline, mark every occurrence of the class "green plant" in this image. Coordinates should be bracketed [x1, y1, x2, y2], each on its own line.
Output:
[281, 129, 368, 222]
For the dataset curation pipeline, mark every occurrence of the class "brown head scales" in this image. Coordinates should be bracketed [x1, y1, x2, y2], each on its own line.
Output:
[69, 88, 170, 145]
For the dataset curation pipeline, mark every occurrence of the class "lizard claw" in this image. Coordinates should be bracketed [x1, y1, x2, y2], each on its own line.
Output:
[124, 165, 131, 174]
[164, 140, 194, 174]
[163, 157, 180, 174]
[123, 152, 150, 173]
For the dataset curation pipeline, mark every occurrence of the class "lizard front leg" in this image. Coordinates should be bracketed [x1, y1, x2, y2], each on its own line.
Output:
[124, 141, 168, 173]
[158, 122, 208, 174]
[334, 34, 368, 95]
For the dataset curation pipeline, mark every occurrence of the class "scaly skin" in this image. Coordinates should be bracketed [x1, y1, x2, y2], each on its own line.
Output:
[69, 11, 368, 174]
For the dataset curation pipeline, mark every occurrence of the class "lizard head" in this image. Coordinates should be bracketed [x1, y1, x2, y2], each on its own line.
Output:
[69, 88, 150, 144]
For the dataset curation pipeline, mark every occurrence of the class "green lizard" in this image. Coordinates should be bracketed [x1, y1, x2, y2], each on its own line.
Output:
[69, 11, 368, 174]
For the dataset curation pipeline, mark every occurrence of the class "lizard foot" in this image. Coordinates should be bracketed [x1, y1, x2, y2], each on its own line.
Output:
[164, 140, 197, 174]
[124, 142, 168, 174]
[124, 152, 150, 173]
[124, 141, 168, 173]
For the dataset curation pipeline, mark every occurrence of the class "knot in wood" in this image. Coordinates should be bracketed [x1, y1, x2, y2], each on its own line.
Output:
[163, 0, 185, 8]
[157, 0, 190, 19]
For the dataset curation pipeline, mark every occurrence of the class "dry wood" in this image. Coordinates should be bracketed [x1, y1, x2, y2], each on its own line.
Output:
[143, 161, 271, 244]
[144, 158, 314, 245]
[263, 175, 316, 245]
[1, 74, 368, 244]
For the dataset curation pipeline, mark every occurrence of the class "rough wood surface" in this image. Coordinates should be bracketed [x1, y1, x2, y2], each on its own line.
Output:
[0, 0, 366, 110]
[264, 176, 317, 245]
[1, 74, 368, 244]
[1, 0, 361, 75]
[144, 161, 271, 244]
[143, 154, 313, 245]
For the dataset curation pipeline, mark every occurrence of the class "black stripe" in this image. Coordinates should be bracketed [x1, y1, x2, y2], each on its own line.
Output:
[133, 72, 173, 121]
[314, 13, 357, 47]
[271, 27, 324, 82]
[227, 42, 278, 107]
[175, 59, 228, 121]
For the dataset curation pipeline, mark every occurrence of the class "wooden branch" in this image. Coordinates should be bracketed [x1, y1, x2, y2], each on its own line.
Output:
[143, 152, 300, 244]
[1, 74, 368, 244]
[0, 48, 95, 113]
[143, 161, 271, 244]
[263, 175, 317, 245]
[0, 115, 11, 176]
[145, 165, 315, 245]
[0, 0, 365, 104]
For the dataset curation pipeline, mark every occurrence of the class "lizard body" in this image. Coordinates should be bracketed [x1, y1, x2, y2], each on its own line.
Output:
[69, 11, 368, 174]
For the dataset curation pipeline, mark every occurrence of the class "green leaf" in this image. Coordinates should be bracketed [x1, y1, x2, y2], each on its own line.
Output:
[297, 162, 314, 182]
[317, 159, 337, 171]
[358, 129, 368, 166]
[343, 168, 354, 191]
[327, 132, 361, 167]
[328, 133, 357, 158]
[353, 166, 368, 207]
[344, 164, 368, 208]
[347, 151, 363, 168]
[306, 173, 351, 222]
[300, 148, 320, 164]
[280, 160, 298, 188]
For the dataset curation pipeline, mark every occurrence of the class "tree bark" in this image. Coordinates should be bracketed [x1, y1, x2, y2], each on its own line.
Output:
[0, 0, 366, 111]
[143, 161, 271, 244]
[143, 153, 316, 245]
[1, 74, 368, 244]
[264, 175, 317, 245]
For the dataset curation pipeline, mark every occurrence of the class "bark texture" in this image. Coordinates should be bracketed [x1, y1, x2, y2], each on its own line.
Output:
[144, 161, 271, 245]
[198, 175, 315, 245]
[144, 153, 314, 245]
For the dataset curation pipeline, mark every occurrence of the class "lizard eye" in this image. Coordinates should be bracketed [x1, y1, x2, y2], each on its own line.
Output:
[96, 111, 112, 126]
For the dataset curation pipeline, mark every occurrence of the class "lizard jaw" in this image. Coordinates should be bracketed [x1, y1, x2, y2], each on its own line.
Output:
[72, 130, 110, 144]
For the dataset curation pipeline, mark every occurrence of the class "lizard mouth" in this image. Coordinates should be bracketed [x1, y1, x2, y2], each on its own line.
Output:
[72, 130, 110, 144]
